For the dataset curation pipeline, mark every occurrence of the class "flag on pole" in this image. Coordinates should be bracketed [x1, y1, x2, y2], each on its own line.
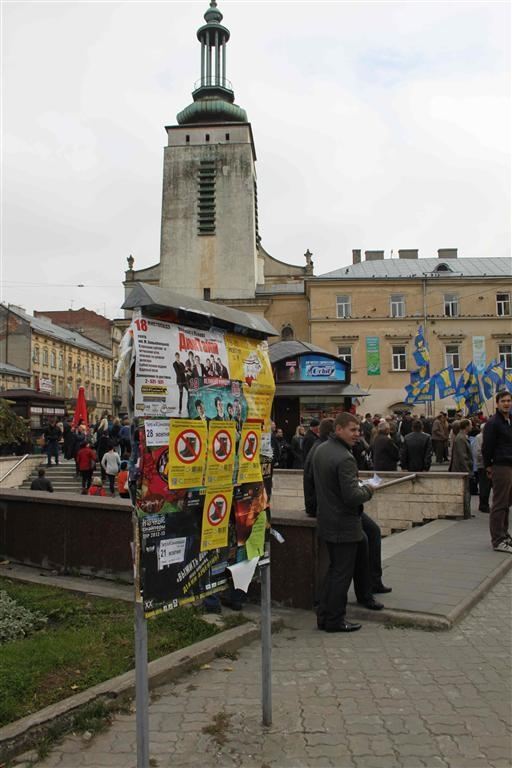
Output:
[414, 377, 436, 403]
[412, 325, 430, 368]
[434, 366, 456, 398]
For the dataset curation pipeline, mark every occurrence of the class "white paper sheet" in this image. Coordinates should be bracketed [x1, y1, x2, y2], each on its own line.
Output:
[227, 557, 259, 593]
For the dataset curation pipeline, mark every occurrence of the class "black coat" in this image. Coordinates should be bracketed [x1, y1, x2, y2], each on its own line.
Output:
[303, 438, 325, 516]
[483, 411, 512, 467]
[372, 434, 400, 471]
[312, 434, 372, 543]
[302, 429, 320, 462]
[400, 431, 432, 471]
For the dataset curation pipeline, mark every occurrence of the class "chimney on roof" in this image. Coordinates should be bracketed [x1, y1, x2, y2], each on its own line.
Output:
[364, 250, 384, 261]
[398, 249, 418, 260]
[438, 248, 457, 259]
[352, 249, 361, 265]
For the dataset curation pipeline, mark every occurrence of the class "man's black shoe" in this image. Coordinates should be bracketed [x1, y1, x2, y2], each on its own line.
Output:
[373, 584, 392, 594]
[325, 620, 362, 633]
[358, 598, 384, 610]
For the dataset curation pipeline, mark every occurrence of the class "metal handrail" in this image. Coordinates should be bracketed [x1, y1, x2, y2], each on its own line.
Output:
[194, 77, 233, 90]
[0, 453, 31, 484]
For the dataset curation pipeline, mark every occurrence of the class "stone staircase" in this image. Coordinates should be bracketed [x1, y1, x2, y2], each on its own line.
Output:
[21, 458, 84, 494]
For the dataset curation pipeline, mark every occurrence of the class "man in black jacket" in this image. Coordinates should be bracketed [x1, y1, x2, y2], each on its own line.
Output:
[302, 419, 320, 462]
[44, 418, 61, 466]
[372, 421, 399, 471]
[400, 420, 432, 472]
[30, 468, 54, 493]
[482, 390, 512, 553]
[312, 413, 381, 633]
[304, 419, 390, 596]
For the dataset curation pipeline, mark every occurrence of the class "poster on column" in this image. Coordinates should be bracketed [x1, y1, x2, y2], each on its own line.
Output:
[138, 488, 230, 617]
[237, 423, 262, 483]
[200, 486, 233, 552]
[133, 314, 230, 418]
[168, 418, 208, 489]
[225, 334, 275, 454]
[205, 420, 236, 486]
[233, 481, 267, 545]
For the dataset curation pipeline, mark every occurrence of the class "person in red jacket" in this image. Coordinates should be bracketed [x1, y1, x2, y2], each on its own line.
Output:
[88, 478, 106, 497]
[76, 441, 97, 494]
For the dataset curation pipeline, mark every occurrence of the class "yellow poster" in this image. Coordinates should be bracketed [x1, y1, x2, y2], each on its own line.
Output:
[205, 420, 237, 487]
[237, 424, 262, 483]
[168, 418, 207, 489]
[225, 334, 275, 430]
[200, 486, 233, 552]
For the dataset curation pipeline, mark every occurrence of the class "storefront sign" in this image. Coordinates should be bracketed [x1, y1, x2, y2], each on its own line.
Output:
[274, 355, 347, 383]
[37, 377, 52, 393]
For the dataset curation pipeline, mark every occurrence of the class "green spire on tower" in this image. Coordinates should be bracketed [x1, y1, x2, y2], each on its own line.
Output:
[176, 1, 247, 125]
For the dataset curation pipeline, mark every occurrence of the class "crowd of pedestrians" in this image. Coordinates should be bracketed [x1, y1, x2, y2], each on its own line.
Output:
[40, 411, 132, 497]
[269, 390, 511, 634]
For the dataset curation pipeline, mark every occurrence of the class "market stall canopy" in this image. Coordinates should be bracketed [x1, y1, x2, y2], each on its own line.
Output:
[123, 283, 278, 340]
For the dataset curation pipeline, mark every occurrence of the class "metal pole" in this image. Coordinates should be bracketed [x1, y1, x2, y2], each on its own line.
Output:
[260, 543, 272, 726]
[133, 513, 150, 768]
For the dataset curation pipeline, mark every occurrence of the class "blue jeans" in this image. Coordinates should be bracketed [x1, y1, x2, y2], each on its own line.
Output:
[46, 442, 59, 465]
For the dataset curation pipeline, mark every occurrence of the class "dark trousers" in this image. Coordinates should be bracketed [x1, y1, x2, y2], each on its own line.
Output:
[80, 469, 93, 490]
[317, 537, 372, 630]
[433, 440, 447, 463]
[477, 468, 492, 512]
[46, 442, 59, 465]
[361, 512, 382, 589]
[490, 465, 512, 547]
[106, 474, 116, 494]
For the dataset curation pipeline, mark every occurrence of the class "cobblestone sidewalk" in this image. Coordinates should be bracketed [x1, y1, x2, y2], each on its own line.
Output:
[35, 572, 512, 768]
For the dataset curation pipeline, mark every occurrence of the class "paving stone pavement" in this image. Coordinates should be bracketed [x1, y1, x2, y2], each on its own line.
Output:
[35, 572, 512, 768]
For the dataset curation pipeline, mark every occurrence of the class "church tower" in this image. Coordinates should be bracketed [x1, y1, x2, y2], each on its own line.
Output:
[159, 1, 262, 300]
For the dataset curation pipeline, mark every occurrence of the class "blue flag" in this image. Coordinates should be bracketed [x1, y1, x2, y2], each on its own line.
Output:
[414, 377, 436, 403]
[413, 325, 430, 368]
[435, 366, 456, 398]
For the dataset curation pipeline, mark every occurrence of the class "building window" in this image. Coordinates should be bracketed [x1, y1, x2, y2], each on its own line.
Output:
[391, 345, 407, 371]
[197, 159, 216, 235]
[337, 345, 352, 368]
[43, 348, 49, 366]
[390, 294, 405, 318]
[336, 295, 351, 319]
[58, 352, 63, 370]
[102, 364, 105, 380]
[225, 133, 230, 141]
[107, 387, 111, 401]
[445, 344, 461, 370]
[96, 363, 100, 378]
[77, 357, 81, 372]
[50, 351, 56, 368]
[33, 346, 40, 364]
[497, 293, 511, 316]
[203, 288, 211, 300]
[205, 133, 210, 142]
[444, 294, 459, 317]
[499, 344, 512, 370]
[281, 325, 294, 341]
[185, 135, 190, 143]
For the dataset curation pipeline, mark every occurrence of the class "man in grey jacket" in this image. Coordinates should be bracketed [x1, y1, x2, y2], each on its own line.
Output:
[312, 412, 378, 633]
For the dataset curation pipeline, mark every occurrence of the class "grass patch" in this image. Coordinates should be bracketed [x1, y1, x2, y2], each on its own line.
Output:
[0, 576, 219, 728]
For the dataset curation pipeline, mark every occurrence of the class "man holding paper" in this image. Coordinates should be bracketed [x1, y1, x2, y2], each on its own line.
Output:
[313, 413, 381, 633]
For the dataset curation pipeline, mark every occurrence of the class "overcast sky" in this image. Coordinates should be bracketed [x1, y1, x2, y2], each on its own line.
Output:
[2, 0, 510, 320]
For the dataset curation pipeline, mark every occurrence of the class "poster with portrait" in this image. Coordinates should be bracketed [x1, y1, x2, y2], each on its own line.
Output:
[133, 314, 230, 418]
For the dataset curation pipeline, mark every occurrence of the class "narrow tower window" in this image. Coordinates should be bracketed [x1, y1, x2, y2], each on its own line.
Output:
[185, 135, 190, 143]
[225, 133, 230, 141]
[203, 288, 211, 300]
[197, 159, 216, 235]
[205, 133, 210, 142]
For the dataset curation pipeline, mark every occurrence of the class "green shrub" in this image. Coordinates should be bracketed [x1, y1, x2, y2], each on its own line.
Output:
[0, 590, 47, 645]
